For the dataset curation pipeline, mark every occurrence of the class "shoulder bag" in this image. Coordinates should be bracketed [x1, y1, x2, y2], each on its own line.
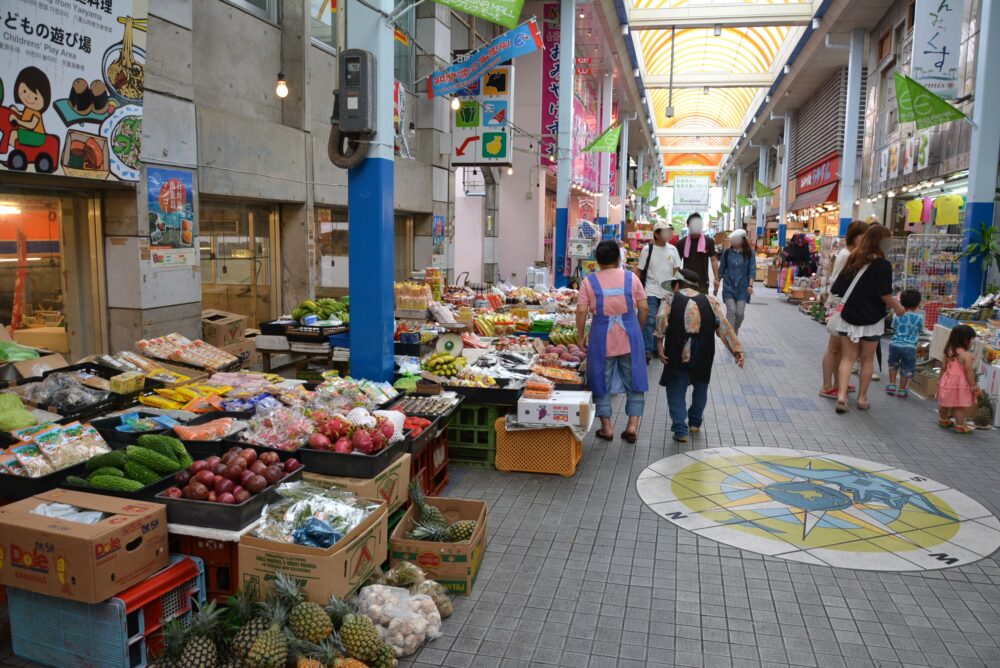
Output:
[637, 242, 654, 286]
[826, 264, 869, 335]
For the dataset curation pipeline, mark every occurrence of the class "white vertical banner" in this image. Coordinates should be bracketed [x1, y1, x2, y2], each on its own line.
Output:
[911, 0, 965, 100]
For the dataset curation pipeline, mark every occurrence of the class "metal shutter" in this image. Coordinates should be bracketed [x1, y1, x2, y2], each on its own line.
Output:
[791, 67, 867, 173]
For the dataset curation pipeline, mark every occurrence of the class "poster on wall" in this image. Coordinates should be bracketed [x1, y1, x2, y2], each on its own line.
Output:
[915, 130, 931, 170]
[578, 198, 595, 222]
[147, 167, 196, 267]
[878, 149, 889, 182]
[911, 0, 964, 100]
[889, 144, 900, 179]
[451, 65, 514, 166]
[672, 176, 711, 210]
[0, 0, 147, 181]
[903, 136, 916, 175]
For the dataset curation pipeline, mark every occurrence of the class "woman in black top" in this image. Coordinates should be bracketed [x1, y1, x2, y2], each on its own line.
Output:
[830, 225, 904, 413]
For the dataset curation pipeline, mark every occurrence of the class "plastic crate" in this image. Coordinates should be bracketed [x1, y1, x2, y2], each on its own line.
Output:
[431, 466, 449, 495]
[430, 431, 449, 476]
[449, 426, 495, 449]
[174, 535, 239, 603]
[448, 445, 496, 469]
[494, 418, 582, 476]
[410, 446, 432, 496]
[452, 403, 504, 429]
[8, 555, 205, 668]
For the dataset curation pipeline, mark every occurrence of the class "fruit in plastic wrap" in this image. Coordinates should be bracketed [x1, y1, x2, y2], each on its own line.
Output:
[416, 580, 453, 619]
[382, 561, 425, 589]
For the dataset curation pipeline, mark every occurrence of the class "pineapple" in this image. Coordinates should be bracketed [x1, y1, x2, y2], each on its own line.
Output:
[974, 392, 994, 428]
[370, 642, 398, 668]
[407, 518, 477, 542]
[447, 519, 477, 542]
[153, 618, 187, 668]
[409, 480, 447, 527]
[179, 599, 226, 668]
[293, 635, 344, 668]
[275, 571, 334, 643]
[334, 659, 370, 668]
[340, 613, 382, 663]
[324, 594, 353, 631]
[229, 588, 271, 661]
[245, 598, 290, 668]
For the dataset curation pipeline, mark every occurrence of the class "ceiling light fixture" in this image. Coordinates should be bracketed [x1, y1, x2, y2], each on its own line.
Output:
[633, 68, 640, 78]
[275, 72, 289, 98]
[622, 24, 629, 36]
[765, 94, 771, 102]
[579, 10, 585, 19]
[783, 64, 791, 74]
[703, 86, 710, 95]
[812, 17, 821, 30]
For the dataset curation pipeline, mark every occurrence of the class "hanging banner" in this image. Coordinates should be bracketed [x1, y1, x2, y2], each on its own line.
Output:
[0, 0, 147, 182]
[582, 122, 620, 153]
[720, 203, 732, 214]
[432, 0, 526, 30]
[394, 81, 413, 159]
[894, 73, 966, 129]
[635, 180, 653, 199]
[451, 65, 514, 166]
[878, 148, 889, 182]
[647, 196, 659, 208]
[672, 176, 711, 209]
[915, 130, 932, 170]
[903, 136, 916, 175]
[578, 198, 595, 222]
[540, 3, 559, 165]
[656, 206, 667, 219]
[889, 144, 900, 178]
[753, 179, 774, 198]
[910, 0, 964, 100]
[147, 167, 197, 267]
[736, 194, 752, 207]
[429, 19, 541, 98]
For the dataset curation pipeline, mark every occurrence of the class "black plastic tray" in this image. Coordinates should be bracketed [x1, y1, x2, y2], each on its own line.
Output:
[446, 385, 521, 407]
[405, 416, 440, 456]
[0, 462, 86, 501]
[168, 412, 254, 456]
[43, 363, 165, 409]
[286, 324, 348, 343]
[296, 437, 405, 478]
[154, 467, 303, 531]
[92, 411, 172, 448]
[10, 376, 119, 424]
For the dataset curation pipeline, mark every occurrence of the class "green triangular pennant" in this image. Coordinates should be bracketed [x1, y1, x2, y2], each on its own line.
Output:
[635, 180, 653, 199]
[647, 196, 659, 208]
[754, 180, 774, 198]
[894, 72, 967, 130]
[656, 206, 667, 219]
[582, 123, 622, 153]
[737, 194, 752, 207]
[720, 203, 732, 214]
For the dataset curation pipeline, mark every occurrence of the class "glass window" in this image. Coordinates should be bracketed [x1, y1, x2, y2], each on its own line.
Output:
[310, 0, 337, 50]
[394, 1, 416, 88]
[316, 207, 350, 294]
[224, 0, 276, 22]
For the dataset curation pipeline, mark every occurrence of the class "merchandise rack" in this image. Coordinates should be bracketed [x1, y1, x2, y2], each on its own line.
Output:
[903, 233, 961, 328]
[885, 237, 907, 295]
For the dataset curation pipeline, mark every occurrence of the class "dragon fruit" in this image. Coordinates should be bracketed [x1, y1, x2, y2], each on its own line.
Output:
[376, 417, 395, 441]
[370, 429, 388, 452]
[308, 432, 332, 450]
[333, 436, 353, 453]
[352, 428, 376, 454]
[326, 415, 352, 441]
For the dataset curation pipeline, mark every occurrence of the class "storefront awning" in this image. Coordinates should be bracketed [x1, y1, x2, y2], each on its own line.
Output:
[790, 182, 838, 212]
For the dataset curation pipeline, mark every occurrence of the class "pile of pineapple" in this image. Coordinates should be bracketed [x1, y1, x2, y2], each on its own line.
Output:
[406, 481, 477, 542]
[154, 572, 397, 668]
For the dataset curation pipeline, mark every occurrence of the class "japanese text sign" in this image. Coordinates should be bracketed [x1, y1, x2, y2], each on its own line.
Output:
[432, 0, 525, 30]
[910, 0, 965, 100]
[429, 19, 540, 98]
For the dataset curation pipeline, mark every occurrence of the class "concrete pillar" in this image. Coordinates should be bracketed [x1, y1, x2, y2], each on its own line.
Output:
[553, 0, 576, 287]
[618, 118, 630, 240]
[779, 112, 794, 247]
[839, 29, 864, 236]
[346, 0, 396, 380]
[735, 167, 743, 232]
[597, 72, 613, 225]
[637, 150, 646, 214]
[756, 145, 768, 239]
[958, 0, 1000, 306]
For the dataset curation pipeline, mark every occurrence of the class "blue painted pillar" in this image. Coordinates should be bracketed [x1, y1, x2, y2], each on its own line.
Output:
[554, 0, 576, 287]
[778, 112, 793, 248]
[958, 0, 1000, 306]
[839, 29, 864, 237]
[347, 0, 395, 380]
[756, 145, 767, 239]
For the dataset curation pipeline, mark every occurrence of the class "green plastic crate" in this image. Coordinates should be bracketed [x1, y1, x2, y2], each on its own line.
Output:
[448, 445, 496, 469]
[449, 426, 496, 449]
[451, 403, 508, 430]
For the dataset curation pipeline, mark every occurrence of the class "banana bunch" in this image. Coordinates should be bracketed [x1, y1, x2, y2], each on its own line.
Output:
[422, 352, 467, 377]
[549, 328, 578, 346]
[291, 297, 350, 323]
[448, 368, 498, 387]
[474, 315, 496, 337]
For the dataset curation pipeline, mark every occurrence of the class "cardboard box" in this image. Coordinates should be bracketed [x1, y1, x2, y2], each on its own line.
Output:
[909, 372, 940, 399]
[517, 390, 593, 427]
[304, 453, 411, 514]
[11, 327, 70, 354]
[201, 309, 249, 348]
[0, 490, 169, 603]
[765, 266, 780, 289]
[238, 503, 388, 604]
[223, 335, 261, 370]
[390, 498, 486, 594]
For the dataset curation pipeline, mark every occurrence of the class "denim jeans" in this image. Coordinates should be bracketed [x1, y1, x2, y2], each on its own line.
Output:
[593, 353, 646, 418]
[888, 344, 917, 378]
[723, 297, 747, 334]
[643, 295, 662, 355]
[664, 369, 709, 436]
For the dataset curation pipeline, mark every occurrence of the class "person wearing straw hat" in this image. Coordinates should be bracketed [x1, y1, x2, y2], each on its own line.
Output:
[718, 229, 756, 334]
[655, 269, 745, 443]
[637, 221, 682, 362]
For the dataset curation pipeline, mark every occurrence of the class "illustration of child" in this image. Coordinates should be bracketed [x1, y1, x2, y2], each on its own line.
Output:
[8, 66, 52, 136]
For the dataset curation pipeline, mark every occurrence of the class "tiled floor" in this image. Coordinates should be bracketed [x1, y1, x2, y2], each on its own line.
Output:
[2, 289, 998, 667]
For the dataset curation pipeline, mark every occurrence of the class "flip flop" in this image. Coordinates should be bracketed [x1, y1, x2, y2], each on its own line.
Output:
[835, 401, 849, 414]
[885, 384, 897, 396]
[896, 389, 909, 398]
[595, 431, 614, 441]
[938, 418, 954, 428]
[857, 400, 871, 411]
[954, 424, 974, 434]
[819, 388, 838, 399]
[620, 431, 638, 444]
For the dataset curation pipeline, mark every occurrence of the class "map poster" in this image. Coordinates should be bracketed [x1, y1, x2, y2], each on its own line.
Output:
[147, 167, 196, 267]
[0, 0, 147, 181]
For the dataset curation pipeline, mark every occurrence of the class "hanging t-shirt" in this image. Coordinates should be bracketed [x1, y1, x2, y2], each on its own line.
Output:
[934, 194, 965, 226]
[921, 197, 934, 224]
[905, 199, 924, 224]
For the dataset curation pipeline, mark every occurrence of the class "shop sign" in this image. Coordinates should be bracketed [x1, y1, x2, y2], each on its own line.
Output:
[0, 0, 146, 182]
[796, 155, 839, 194]
[147, 167, 196, 267]
[393, 81, 412, 160]
[911, 0, 964, 101]
[451, 65, 514, 167]
[578, 198, 595, 222]
[672, 176, 711, 210]
[540, 3, 559, 165]
[429, 19, 540, 98]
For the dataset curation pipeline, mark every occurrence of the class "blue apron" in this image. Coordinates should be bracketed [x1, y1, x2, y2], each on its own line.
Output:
[585, 270, 649, 396]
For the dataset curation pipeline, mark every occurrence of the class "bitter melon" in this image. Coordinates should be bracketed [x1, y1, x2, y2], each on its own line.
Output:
[88, 475, 145, 492]
[85, 450, 129, 473]
[126, 446, 181, 474]
[124, 460, 162, 485]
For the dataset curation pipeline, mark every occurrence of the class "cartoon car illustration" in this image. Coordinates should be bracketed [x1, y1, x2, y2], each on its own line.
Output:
[0, 113, 60, 173]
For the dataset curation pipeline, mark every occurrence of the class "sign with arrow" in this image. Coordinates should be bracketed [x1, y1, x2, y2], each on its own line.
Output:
[452, 64, 515, 166]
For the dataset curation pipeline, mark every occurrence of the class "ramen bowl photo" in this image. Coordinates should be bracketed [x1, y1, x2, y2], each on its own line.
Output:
[102, 43, 146, 105]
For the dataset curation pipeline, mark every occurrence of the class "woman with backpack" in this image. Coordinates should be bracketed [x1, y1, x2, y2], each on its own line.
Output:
[717, 229, 756, 334]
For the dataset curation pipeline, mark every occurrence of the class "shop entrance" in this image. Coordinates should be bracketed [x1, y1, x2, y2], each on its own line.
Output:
[199, 203, 279, 326]
[316, 207, 349, 297]
[0, 191, 107, 360]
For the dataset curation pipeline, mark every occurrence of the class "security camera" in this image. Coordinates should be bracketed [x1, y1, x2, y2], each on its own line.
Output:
[665, 106, 675, 118]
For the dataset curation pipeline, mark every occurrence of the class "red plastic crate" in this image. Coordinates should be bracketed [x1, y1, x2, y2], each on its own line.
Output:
[410, 446, 431, 496]
[175, 535, 239, 603]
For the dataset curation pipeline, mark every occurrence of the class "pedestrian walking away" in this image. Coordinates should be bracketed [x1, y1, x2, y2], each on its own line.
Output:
[819, 221, 868, 399]
[577, 240, 650, 443]
[637, 220, 682, 362]
[886, 289, 924, 398]
[655, 268, 746, 443]
[717, 228, 756, 334]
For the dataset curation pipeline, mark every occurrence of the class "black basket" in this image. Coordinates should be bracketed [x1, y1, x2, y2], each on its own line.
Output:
[39, 363, 165, 413]
[11, 377, 119, 424]
[296, 437, 405, 478]
[0, 461, 86, 500]
[259, 320, 294, 336]
[154, 467, 303, 530]
[285, 324, 348, 343]
[92, 411, 174, 448]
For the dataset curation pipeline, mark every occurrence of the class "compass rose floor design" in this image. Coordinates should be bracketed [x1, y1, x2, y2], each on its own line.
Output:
[637, 447, 1000, 571]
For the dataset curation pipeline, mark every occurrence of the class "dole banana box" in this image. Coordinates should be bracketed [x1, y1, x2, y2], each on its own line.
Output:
[0, 490, 169, 603]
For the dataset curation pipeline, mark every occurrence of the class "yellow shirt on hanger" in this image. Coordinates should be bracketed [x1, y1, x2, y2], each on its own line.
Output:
[905, 199, 924, 224]
[934, 194, 964, 226]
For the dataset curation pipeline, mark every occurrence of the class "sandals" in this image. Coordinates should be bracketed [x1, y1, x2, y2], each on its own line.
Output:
[595, 430, 614, 442]
[938, 418, 954, 429]
[896, 388, 909, 398]
[954, 424, 975, 435]
[886, 384, 897, 396]
[835, 401, 849, 414]
[621, 431, 638, 444]
[856, 400, 870, 411]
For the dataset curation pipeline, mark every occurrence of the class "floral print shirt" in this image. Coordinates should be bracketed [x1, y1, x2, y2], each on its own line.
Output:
[653, 288, 744, 363]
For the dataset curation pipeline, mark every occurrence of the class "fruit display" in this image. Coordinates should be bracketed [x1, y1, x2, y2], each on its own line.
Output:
[492, 335, 539, 354]
[401, 416, 432, 437]
[375, 561, 454, 619]
[445, 367, 499, 388]
[531, 364, 584, 384]
[420, 352, 467, 377]
[406, 481, 477, 543]
[504, 287, 543, 305]
[540, 343, 586, 364]
[291, 298, 350, 323]
[65, 434, 191, 491]
[162, 446, 301, 504]
[305, 407, 400, 455]
[137, 334, 240, 371]
[237, 406, 314, 451]
[472, 313, 515, 336]
[548, 327, 579, 346]
[354, 585, 441, 657]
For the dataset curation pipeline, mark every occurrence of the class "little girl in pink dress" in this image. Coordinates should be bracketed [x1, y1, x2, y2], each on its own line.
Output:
[936, 325, 981, 434]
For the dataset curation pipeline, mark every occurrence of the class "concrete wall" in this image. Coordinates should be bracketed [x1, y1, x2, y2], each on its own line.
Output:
[454, 172, 485, 283]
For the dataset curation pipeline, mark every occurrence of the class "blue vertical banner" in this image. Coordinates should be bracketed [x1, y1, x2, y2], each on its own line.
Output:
[147, 167, 197, 267]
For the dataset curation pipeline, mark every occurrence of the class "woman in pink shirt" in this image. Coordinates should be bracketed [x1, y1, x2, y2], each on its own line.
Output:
[576, 240, 649, 442]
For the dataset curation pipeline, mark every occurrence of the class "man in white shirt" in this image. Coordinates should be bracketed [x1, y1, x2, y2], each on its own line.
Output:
[637, 221, 682, 362]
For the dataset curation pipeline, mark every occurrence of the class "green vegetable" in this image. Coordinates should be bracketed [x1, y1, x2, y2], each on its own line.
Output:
[88, 467, 125, 480]
[124, 460, 161, 485]
[0, 393, 38, 432]
[85, 450, 129, 473]
[126, 446, 182, 474]
[135, 435, 179, 464]
[88, 475, 145, 492]
[138, 434, 192, 469]
[65, 475, 92, 488]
